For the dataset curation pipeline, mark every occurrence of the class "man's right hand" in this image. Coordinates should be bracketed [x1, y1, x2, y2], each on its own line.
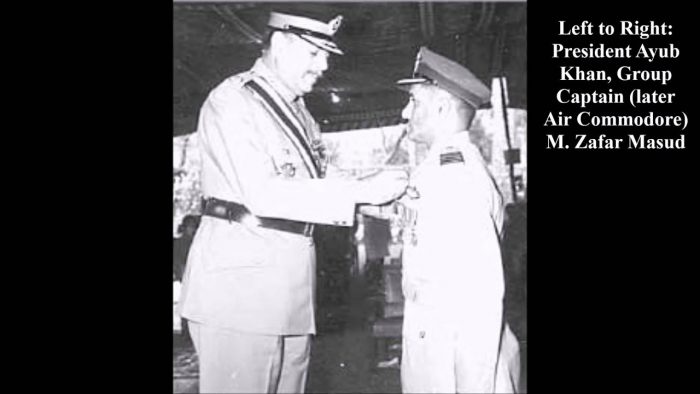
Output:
[356, 169, 409, 205]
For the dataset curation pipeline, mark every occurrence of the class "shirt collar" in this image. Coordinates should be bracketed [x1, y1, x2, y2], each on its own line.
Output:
[251, 58, 299, 104]
[430, 131, 469, 157]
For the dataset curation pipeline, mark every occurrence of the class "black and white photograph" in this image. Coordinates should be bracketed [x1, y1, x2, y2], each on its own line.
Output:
[173, 1, 527, 392]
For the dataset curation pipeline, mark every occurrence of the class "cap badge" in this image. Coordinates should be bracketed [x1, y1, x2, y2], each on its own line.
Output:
[328, 15, 343, 35]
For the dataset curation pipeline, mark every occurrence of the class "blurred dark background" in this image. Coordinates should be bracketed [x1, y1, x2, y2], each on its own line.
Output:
[174, 1, 526, 134]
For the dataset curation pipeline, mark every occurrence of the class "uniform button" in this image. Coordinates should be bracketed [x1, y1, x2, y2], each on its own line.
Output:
[419, 331, 425, 339]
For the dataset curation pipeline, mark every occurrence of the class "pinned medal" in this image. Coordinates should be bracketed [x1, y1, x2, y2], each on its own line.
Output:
[390, 200, 419, 246]
[311, 139, 328, 177]
[281, 163, 296, 177]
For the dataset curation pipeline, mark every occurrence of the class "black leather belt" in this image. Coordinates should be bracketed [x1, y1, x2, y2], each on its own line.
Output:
[202, 197, 314, 237]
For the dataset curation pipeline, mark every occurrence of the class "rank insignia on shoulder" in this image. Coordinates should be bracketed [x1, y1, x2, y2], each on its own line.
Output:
[440, 150, 464, 165]
[280, 163, 296, 177]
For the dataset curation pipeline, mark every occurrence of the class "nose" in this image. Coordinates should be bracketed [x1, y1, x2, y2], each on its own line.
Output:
[401, 99, 414, 120]
[314, 52, 329, 73]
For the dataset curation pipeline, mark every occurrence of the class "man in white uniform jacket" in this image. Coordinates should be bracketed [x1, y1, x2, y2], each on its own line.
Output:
[178, 10, 408, 393]
[396, 47, 521, 393]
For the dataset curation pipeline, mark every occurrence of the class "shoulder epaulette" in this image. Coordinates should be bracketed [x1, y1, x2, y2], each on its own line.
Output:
[440, 146, 464, 165]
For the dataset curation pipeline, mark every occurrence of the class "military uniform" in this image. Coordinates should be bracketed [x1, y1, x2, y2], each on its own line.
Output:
[179, 58, 360, 332]
[396, 47, 521, 393]
[398, 132, 509, 392]
[178, 12, 360, 392]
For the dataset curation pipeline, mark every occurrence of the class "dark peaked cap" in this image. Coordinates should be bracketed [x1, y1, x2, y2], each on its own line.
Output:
[397, 47, 491, 109]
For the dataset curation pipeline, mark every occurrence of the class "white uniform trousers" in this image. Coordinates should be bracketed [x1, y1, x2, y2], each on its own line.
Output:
[188, 321, 311, 393]
[401, 300, 503, 393]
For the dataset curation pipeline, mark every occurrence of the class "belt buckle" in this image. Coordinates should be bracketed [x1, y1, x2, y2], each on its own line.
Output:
[303, 224, 314, 237]
[224, 206, 235, 223]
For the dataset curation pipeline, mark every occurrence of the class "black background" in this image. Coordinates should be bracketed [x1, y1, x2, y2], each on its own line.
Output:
[35, 0, 695, 392]
[528, 0, 695, 391]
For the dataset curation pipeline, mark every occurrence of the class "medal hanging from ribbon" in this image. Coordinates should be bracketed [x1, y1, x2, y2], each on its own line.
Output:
[390, 201, 419, 246]
[310, 138, 328, 178]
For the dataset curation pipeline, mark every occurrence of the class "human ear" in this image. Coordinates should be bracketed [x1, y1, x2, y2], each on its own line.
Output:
[437, 96, 451, 115]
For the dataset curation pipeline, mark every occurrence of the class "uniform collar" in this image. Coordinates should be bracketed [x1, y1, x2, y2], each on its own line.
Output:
[429, 131, 470, 158]
[252, 58, 300, 104]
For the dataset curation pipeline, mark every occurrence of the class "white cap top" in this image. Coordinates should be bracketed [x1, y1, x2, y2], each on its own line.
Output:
[268, 12, 344, 55]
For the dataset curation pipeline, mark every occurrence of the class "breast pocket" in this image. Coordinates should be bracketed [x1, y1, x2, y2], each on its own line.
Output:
[199, 219, 271, 272]
[271, 141, 312, 179]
